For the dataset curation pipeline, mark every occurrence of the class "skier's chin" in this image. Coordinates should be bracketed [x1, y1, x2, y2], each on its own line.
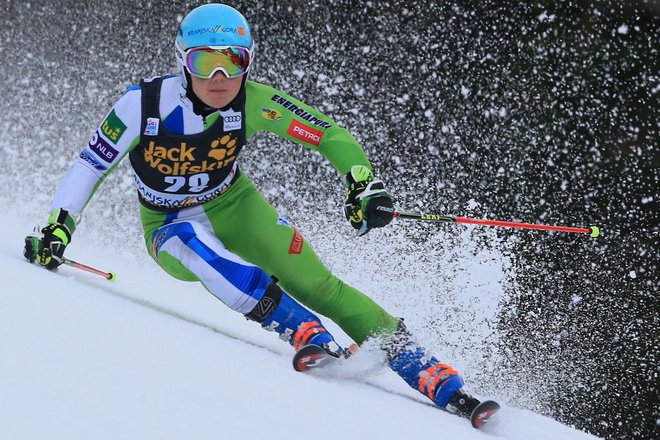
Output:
[201, 92, 233, 109]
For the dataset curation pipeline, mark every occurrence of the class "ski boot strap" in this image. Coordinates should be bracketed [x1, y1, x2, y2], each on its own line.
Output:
[419, 363, 460, 400]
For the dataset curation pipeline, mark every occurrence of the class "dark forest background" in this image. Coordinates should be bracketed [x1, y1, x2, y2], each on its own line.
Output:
[1, 1, 657, 439]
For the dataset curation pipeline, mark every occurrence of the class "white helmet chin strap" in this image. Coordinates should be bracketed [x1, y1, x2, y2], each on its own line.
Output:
[174, 40, 189, 88]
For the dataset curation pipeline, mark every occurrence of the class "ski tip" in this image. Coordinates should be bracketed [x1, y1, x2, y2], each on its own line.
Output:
[292, 357, 307, 372]
[292, 344, 329, 372]
[470, 400, 500, 429]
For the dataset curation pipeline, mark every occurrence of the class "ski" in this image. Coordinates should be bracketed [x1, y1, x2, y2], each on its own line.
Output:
[293, 343, 343, 372]
[293, 343, 500, 429]
[469, 400, 500, 429]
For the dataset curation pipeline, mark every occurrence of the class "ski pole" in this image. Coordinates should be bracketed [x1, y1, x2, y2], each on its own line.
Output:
[393, 211, 600, 238]
[62, 258, 116, 281]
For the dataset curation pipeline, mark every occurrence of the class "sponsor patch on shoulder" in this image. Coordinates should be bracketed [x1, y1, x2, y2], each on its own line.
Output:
[88, 130, 119, 163]
[287, 120, 324, 146]
[101, 109, 127, 143]
[261, 107, 282, 122]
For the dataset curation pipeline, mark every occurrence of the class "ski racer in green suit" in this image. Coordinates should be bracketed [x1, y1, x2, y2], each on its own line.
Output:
[23, 3, 489, 418]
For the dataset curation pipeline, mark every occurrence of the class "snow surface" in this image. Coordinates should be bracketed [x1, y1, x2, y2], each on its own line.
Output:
[0, 210, 601, 440]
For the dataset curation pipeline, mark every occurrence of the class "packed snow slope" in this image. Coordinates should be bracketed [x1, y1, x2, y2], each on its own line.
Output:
[0, 211, 600, 440]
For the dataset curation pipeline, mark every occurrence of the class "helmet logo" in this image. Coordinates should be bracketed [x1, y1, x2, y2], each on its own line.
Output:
[187, 25, 247, 37]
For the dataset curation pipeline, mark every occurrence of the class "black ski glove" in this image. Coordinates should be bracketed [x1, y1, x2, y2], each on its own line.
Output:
[343, 165, 394, 236]
[24, 209, 76, 270]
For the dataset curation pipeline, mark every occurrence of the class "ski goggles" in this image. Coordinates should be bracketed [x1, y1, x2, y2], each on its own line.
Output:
[182, 46, 252, 79]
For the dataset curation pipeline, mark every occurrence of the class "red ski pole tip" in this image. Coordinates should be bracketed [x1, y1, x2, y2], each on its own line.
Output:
[589, 226, 600, 238]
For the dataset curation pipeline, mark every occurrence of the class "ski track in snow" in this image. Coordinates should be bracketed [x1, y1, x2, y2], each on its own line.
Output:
[0, 209, 601, 440]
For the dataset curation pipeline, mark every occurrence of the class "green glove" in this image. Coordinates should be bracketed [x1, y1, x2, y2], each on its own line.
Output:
[24, 209, 76, 270]
[343, 165, 395, 236]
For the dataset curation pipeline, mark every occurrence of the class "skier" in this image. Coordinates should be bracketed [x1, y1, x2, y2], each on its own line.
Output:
[24, 3, 486, 420]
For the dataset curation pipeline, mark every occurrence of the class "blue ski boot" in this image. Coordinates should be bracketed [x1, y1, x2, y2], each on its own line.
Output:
[383, 320, 472, 412]
[245, 281, 344, 357]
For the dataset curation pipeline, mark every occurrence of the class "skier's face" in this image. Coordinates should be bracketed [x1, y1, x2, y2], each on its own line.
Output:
[190, 72, 242, 108]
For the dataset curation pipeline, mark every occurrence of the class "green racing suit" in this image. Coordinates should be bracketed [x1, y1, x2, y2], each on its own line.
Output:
[50, 74, 398, 344]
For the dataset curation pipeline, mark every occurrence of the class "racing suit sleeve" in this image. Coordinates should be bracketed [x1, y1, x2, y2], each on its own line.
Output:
[50, 87, 142, 215]
[244, 80, 371, 175]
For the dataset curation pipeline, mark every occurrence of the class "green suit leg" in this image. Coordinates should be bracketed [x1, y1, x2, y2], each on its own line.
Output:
[203, 175, 398, 344]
